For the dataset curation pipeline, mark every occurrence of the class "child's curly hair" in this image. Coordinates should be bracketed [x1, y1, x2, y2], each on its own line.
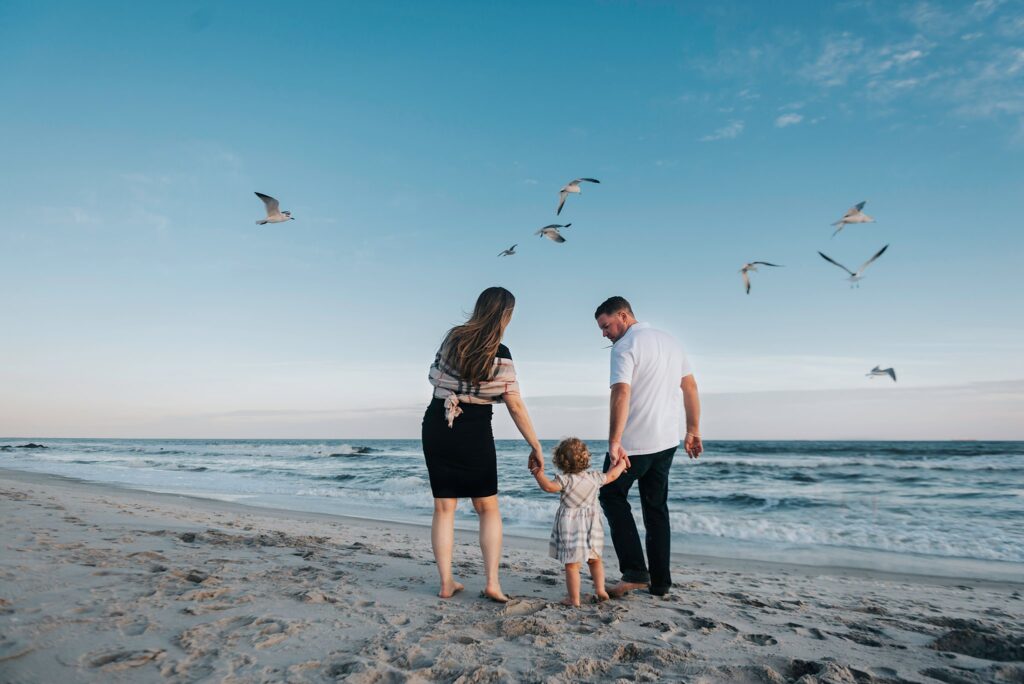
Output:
[553, 437, 591, 475]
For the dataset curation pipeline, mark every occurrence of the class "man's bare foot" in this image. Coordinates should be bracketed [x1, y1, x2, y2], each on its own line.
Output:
[438, 581, 465, 599]
[607, 580, 648, 599]
[480, 587, 510, 603]
[560, 595, 581, 607]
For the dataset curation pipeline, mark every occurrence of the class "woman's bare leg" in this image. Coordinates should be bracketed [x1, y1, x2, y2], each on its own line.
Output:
[472, 495, 507, 602]
[432, 498, 463, 598]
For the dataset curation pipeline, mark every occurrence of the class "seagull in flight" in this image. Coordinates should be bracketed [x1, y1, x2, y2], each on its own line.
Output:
[557, 178, 600, 215]
[818, 244, 889, 287]
[866, 366, 897, 382]
[831, 201, 875, 237]
[739, 261, 783, 295]
[536, 223, 571, 243]
[497, 244, 518, 257]
[255, 192, 294, 224]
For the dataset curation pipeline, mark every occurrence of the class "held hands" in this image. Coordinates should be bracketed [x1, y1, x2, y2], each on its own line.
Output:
[609, 441, 631, 469]
[527, 447, 544, 474]
[684, 432, 703, 459]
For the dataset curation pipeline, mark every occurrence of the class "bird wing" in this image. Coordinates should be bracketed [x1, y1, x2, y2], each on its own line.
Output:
[751, 262, 782, 267]
[556, 191, 568, 215]
[818, 251, 854, 276]
[856, 244, 889, 274]
[542, 224, 570, 230]
[886, 368, 896, 382]
[578, 178, 600, 184]
[742, 270, 751, 294]
[843, 201, 866, 218]
[870, 366, 881, 373]
[551, 232, 566, 243]
[255, 192, 279, 214]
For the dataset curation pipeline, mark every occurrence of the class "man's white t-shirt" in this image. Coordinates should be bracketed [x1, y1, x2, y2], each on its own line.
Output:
[609, 322, 693, 456]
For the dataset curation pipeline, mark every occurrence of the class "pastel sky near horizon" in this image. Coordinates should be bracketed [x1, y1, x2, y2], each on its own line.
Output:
[2, 0, 1023, 439]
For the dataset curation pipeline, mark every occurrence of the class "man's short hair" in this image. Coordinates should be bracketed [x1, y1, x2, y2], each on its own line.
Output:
[594, 296, 634, 319]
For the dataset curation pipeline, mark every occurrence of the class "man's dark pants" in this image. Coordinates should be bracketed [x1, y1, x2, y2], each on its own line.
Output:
[599, 446, 676, 594]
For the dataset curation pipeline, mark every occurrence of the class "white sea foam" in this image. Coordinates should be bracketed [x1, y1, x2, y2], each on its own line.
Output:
[3, 438, 1022, 575]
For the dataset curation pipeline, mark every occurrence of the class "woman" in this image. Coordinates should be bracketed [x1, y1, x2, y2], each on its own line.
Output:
[422, 286, 543, 602]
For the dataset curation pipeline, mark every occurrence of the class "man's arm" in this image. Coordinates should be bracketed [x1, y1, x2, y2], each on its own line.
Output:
[681, 374, 702, 458]
[609, 382, 631, 467]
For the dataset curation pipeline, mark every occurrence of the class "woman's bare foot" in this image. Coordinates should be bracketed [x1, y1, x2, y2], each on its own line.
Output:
[607, 580, 649, 599]
[560, 595, 581, 607]
[480, 586, 509, 603]
[438, 581, 465, 599]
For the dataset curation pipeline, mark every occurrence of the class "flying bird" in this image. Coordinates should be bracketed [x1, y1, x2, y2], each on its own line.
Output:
[831, 200, 875, 237]
[497, 244, 518, 257]
[254, 192, 294, 224]
[739, 261, 783, 295]
[818, 244, 889, 287]
[866, 366, 897, 382]
[536, 223, 571, 243]
[557, 178, 600, 215]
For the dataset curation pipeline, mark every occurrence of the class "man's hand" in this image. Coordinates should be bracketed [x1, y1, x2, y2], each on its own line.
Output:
[684, 432, 703, 459]
[609, 441, 631, 469]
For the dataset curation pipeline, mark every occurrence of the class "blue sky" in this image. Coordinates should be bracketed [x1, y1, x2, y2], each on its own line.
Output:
[2, 1, 1022, 439]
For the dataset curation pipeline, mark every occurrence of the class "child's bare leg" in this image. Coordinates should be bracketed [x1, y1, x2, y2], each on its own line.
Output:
[562, 563, 581, 607]
[588, 558, 609, 601]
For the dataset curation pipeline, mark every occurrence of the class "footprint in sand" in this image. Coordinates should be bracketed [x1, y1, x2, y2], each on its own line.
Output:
[785, 622, 827, 640]
[117, 617, 151, 636]
[501, 599, 547, 617]
[741, 633, 779, 646]
[690, 616, 738, 633]
[85, 648, 165, 671]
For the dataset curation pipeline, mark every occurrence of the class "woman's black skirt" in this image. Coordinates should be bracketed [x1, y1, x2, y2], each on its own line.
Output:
[422, 397, 498, 498]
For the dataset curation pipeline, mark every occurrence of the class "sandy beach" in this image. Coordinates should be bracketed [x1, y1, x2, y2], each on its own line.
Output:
[1, 467, 1021, 683]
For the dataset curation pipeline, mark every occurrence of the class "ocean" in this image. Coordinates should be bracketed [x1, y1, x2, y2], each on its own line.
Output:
[2, 438, 1021, 581]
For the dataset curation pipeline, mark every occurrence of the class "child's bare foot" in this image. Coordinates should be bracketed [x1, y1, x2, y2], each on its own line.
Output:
[560, 595, 581, 607]
[595, 589, 610, 602]
[438, 581, 464, 599]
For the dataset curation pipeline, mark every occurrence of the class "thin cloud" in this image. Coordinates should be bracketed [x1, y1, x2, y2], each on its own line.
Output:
[699, 120, 745, 142]
[775, 113, 804, 127]
[802, 34, 865, 86]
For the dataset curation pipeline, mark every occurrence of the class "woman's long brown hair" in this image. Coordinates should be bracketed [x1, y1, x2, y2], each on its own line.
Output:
[441, 287, 515, 386]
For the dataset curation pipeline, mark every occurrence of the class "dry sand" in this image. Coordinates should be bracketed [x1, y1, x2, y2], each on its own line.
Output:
[1, 467, 1021, 683]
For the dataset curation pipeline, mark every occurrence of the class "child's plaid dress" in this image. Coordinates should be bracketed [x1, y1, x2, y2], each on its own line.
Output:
[548, 470, 606, 564]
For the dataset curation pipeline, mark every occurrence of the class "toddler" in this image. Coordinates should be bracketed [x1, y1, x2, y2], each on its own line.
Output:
[530, 437, 628, 606]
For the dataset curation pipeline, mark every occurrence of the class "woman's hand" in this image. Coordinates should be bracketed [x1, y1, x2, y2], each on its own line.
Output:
[527, 446, 543, 473]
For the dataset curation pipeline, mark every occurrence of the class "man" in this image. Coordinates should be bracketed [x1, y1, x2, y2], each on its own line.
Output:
[595, 296, 702, 598]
